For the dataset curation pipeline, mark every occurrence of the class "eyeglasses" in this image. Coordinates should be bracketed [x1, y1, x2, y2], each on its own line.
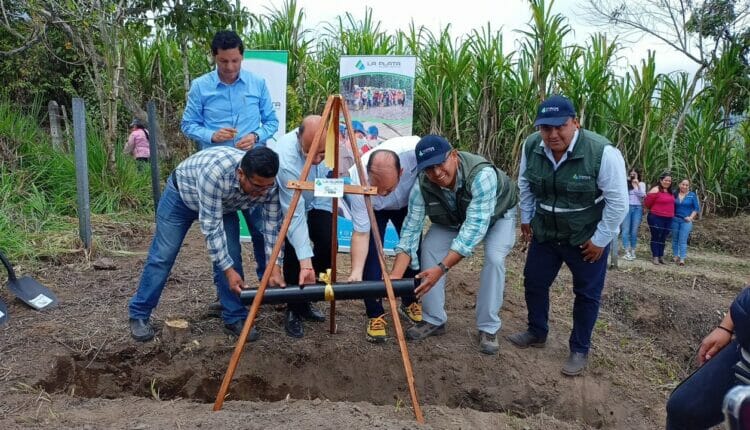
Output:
[239, 174, 275, 193]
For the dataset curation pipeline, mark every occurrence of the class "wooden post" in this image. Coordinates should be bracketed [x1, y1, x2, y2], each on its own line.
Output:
[329, 101, 340, 334]
[72, 98, 92, 251]
[48, 101, 63, 151]
[147, 101, 161, 214]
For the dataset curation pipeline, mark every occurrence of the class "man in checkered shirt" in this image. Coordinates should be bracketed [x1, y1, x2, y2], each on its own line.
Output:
[127, 146, 285, 343]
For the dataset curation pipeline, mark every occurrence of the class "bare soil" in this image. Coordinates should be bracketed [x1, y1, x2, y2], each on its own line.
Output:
[1, 215, 748, 429]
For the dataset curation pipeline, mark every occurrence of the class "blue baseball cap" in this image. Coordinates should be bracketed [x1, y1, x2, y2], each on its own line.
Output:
[415, 135, 452, 171]
[534, 95, 577, 127]
[351, 120, 366, 135]
[367, 125, 379, 137]
[339, 124, 346, 134]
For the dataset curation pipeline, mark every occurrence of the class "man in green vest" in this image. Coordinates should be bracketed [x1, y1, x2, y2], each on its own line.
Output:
[390, 135, 518, 355]
[507, 95, 628, 376]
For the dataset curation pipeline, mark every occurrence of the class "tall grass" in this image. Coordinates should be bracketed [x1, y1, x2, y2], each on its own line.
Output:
[0, 100, 153, 259]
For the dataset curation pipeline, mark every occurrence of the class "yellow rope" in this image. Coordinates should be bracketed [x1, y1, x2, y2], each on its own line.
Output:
[319, 269, 335, 301]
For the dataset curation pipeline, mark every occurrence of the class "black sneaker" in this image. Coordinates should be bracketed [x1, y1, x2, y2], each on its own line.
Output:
[405, 321, 446, 341]
[129, 318, 155, 342]
[284, 310, 304, 338]
[506, 330, 547, 349]
[223, 320, 260, 342]
[561, 352, 588, 376]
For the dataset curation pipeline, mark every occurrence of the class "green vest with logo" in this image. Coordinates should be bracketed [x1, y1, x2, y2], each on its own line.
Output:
[419, 152, 518, 229]
[522, 130, 609, 245]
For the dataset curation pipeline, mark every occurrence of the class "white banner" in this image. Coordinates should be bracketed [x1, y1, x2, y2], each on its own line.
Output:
[242, 50, 288, 141]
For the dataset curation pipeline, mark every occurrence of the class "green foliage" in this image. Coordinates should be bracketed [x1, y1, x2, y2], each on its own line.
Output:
[0, 100, 153, 259]
[1, 0, 747, 214]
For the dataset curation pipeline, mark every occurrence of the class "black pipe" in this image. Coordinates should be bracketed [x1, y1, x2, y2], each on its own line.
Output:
[239, 278, 418, 305]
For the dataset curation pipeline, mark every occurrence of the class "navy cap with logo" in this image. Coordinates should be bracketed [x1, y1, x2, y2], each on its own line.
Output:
[415, 135, 452, 171]
[533, 95, 577, 127]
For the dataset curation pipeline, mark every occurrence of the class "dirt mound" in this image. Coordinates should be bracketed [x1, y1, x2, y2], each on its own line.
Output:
[690, 214, 750, 257]
[1, 217, 749, 429]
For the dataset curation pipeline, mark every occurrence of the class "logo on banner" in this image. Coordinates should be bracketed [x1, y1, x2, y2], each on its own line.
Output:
[358, 59, 402, 69]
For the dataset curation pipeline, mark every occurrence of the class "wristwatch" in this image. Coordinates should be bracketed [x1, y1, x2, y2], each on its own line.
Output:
[250, 131, 259, 142]
[437, 262, 450, 274]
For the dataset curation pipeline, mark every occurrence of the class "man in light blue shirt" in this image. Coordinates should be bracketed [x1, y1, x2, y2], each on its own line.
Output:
[508, 95, 628, 376]
[181, 32, 279, 150]
[180, 31, 279, 312]
[268, 115, 331, 338]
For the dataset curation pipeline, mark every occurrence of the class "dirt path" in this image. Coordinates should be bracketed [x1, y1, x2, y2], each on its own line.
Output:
[0, 216, 748, 429]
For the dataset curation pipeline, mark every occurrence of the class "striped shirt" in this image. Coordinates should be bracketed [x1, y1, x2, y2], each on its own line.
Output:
[396, 166, 498, 269]
[174, 146, 282, 271]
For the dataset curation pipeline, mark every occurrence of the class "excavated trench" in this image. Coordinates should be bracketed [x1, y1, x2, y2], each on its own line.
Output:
[37, 337, 627, 428]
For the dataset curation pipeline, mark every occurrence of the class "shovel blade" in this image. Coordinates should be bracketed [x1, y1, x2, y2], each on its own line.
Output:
[0, 298, 7, 325]
[7, 276, 58, 310]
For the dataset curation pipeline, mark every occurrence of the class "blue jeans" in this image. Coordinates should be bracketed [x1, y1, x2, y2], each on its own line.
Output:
[620, 205, 643, 249]
[647, 213, 672, 258]
[128, 178, 248, 324]
[243, 206, 266, 279]
[363, 207, 417, 318]
[523, 238, 610, 353]
[671, 217, 693, 260]
[666, 340, 742, 430]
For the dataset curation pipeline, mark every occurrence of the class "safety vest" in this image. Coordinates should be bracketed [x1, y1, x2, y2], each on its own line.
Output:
[522, 130, 609, 245]
[419, 151, 518, 228]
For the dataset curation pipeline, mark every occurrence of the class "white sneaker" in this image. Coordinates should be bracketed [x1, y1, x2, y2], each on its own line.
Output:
[624, 250, 635, 261]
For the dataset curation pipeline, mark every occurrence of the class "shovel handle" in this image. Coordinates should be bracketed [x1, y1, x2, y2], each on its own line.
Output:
[0, 250, 18, 282]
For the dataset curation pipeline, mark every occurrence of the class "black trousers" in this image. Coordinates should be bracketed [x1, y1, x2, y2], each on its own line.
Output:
[283, 209, 332, 314]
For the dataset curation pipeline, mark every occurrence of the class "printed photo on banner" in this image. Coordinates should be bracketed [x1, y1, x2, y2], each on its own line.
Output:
[339, 56, 417, 154]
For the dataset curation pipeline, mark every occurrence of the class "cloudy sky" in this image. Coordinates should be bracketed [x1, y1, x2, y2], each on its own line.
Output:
[243, 0, 700, 77]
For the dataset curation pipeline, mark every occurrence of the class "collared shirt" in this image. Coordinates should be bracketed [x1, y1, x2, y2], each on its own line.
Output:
[674, 191, 700, 218]
[181, 69, 279, 149]
[267, 129, 332, 260]
[346, 136, 420, 233]
[518, 129, 628, 247]
[396, 165, 498, 269]
[174, 146, 283, 271]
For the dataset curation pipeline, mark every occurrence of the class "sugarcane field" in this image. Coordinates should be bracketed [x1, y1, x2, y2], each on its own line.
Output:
[1, 1, 749, 429]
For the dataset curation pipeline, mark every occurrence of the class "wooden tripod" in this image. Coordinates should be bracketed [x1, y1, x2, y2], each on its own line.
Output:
[212, 95, 425, 423]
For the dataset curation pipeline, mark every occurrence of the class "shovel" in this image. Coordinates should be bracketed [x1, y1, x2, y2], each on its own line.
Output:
[0, 297, 7, 325]
[0, 250, 58, 311]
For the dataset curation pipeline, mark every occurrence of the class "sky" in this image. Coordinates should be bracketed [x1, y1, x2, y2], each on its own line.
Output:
[243, 0, 701, 77]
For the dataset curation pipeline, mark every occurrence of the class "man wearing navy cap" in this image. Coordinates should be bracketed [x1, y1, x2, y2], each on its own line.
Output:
[389, 135, 518, 355]
[507, 95, 628, 376]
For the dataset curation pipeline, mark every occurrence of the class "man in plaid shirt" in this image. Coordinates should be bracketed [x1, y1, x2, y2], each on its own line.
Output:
[128, 146, 285, 342]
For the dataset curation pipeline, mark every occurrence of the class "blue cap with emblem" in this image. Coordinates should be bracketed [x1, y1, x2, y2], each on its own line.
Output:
[415, 135, 452, 171]
[534, 95, 577, 127]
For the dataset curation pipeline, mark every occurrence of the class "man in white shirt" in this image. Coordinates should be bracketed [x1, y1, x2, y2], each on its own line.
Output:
[345, 136, 423, 342]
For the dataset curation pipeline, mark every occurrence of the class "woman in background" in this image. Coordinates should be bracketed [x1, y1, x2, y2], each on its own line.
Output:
[123, 120, 150, 170]
[621, 168, 646, 260]
[644, 172, 674, 265]
[672, 179, 700, 266]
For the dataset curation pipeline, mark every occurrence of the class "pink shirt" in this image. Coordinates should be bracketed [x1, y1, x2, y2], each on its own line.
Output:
[124, 129, 150, 159]
[644, 190, 675, 218]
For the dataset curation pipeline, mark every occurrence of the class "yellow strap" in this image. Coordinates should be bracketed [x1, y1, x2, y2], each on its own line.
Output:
[319, 269, 335, 302]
